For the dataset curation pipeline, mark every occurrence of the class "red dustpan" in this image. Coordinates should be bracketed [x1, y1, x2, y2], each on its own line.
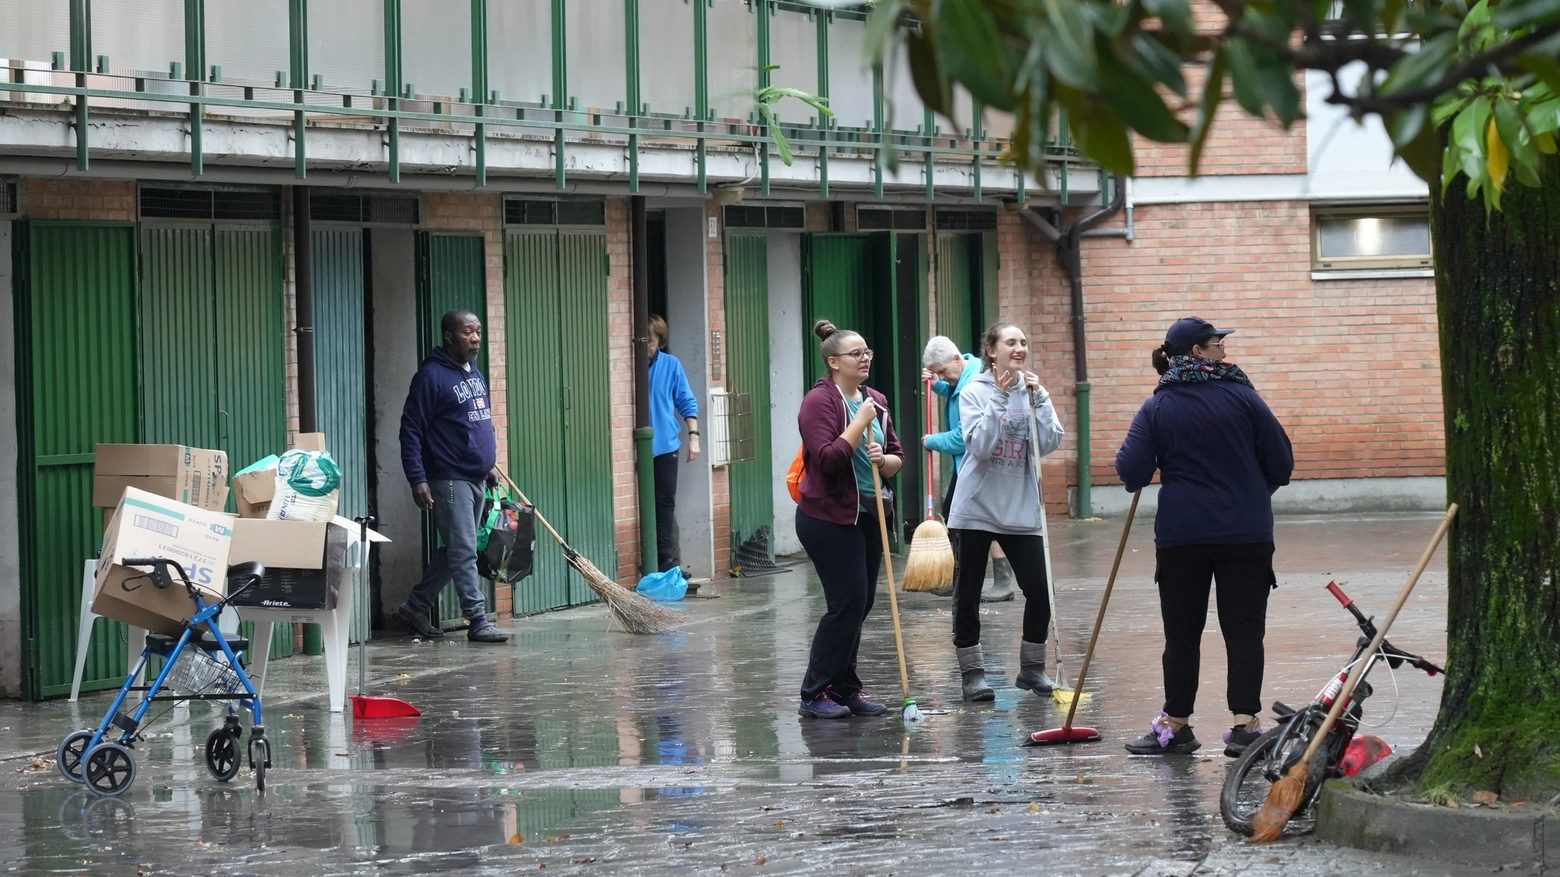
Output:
[1028, 491, 1140, 747]
[349, 516, 421, 720]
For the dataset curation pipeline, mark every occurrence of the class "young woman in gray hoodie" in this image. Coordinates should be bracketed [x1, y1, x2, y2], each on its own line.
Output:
[946, 322, 1066, 701]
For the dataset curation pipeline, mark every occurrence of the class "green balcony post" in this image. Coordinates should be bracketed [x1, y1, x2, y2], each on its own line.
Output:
[384, 0, 402, 183]
[69, 0, 90, 169]
[625, 0, 640, 192]
[756, 0, 771, 196]
[551, 0, 567, 189]
[693, 0, 708, 194]
[186, 0, 206, 176]
[923, 107, 934, 202]
[472, 0, 488, 186]
[872, 62, 884, 200]
[289, 0, 309, 179]
[815, 9, 828, 200]
[971, 98, 983, 203]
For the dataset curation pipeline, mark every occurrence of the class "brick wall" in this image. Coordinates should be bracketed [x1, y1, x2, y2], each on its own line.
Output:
[1075, 200, 1443, 491]
[605, 199, 640, 585]
[19, 178, 136, 221]
[416, 192, 516, 614]
[707, 201, 733, 577]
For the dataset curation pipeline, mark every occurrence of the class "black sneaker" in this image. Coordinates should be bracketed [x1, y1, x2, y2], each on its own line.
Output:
[396, 605, 444, 638]
[1223, 724, 1263, 757]
[1125, 724, 1201, 755]
[837, 690, 887, 716]
[797, 693, 852, 719]
[467, 622, 510, 643]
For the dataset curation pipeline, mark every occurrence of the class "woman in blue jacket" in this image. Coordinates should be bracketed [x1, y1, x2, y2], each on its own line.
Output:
[1115, 317, 1294, 757]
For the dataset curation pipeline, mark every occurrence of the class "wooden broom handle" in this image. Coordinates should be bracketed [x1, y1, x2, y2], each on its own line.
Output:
[1292, 503, 1458, 768]
[497, 468, 569, 548]
[872, 459, 913, 700]
[1063, 489, 1140, 729]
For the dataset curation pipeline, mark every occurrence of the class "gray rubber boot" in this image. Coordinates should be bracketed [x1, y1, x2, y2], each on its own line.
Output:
[1014, 640, 1057, 694]
[981, 557, 1016, 602]
[957, 645, 995, 702]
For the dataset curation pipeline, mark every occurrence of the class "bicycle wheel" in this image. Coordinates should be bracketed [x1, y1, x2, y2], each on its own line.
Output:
[1220, 714, 1325, 836]
[57, 730, 95, 783]
[205, 727, 241, 782]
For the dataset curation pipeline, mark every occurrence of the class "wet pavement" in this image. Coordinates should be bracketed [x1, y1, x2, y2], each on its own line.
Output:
[0, 513, 1519, 876]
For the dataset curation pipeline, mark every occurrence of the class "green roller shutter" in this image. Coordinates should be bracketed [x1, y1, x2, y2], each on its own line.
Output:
[17, 223, 140, 699]
[141, 225, 219, 447]
[311, 227, 369, 642]
[723, 233, 773, 557]
[503, 228, 613, 613]
[935, 233, 978, 355]
[802, 234, 877, 388]
[503, 231, 570, 615]
[415, 232, 497, 627]
[556, 231, 614, 607]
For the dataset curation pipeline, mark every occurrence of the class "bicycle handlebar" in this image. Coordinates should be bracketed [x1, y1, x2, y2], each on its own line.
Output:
[1325, 580, 1352, 607]
[1329, 580, 1442, 676]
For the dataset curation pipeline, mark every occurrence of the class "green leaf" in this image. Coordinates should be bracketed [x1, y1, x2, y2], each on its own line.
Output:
[1494, 96, 1527, 155]
[863, 0, 906, 62]
[1189, 48, 1228, 175]
[1387, 105, 1428, 149]
[1143, 0, 1195, 37]
[1071, 98, 1137, 174]
[1517, 54, 1560, 98]
[1252, 44, 1301, 125]
[1341, 0, 1382, 33]
[1132, 33, 1188, 96]
[935, 0, 1013, 110]
[1395, 113, 1444, 184]
[905, 30, 954, 119]
[1084, 1, 1132, 37]
[1379, 33, 1456, 97]
[1492, 0, 1560, 29]
[1458, 0, 1491, 43]
[758, 105, 794, 166]
[1096, 39, 1189, 142]
[1040, 0, 1099, 88]
[1225, 40, 1268, 117]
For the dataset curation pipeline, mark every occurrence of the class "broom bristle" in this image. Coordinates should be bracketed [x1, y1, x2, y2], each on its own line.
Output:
[569, 555, 679, 635]
[902, 520, 955, 592]
[1248, 764, 1307, 842]
[1051, 687, 1091, 706]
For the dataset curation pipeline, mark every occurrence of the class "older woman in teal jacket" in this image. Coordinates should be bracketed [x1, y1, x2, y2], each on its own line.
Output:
[921, 336, 1014, 601]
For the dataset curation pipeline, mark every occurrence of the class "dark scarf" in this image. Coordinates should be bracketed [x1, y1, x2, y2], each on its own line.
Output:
[1156, 354, 1253, 392]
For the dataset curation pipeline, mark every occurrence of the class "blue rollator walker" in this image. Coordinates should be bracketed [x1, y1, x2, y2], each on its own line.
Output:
[57, 558, 271, 796]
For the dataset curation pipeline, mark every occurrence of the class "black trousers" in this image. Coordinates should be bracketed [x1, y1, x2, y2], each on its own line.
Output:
[1155, 541, 1275, 718]
[653, 451, 679, 572]
[795, 508, 882, 701]
[950, 529, 1050, 648]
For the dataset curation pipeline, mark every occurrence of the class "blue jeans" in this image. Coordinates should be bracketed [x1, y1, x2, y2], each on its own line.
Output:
[404, 479, 488, 621]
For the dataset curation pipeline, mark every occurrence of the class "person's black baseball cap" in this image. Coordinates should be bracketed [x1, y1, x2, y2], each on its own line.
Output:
[1165, 316, 1233, 354]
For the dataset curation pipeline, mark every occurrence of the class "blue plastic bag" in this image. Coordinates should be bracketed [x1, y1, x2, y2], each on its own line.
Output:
[636, 566, 688, 602]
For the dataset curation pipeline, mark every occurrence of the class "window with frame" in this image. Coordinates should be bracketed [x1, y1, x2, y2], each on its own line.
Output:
[1310, 205, 1432, 273]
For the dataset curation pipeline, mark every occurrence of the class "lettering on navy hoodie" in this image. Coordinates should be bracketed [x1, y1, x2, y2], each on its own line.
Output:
[946, 371, 1065, 535]
[400, 347, 498, 485]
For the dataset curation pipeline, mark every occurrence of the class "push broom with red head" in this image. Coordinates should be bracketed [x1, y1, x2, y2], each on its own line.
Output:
[1028, 490, 1140, 746]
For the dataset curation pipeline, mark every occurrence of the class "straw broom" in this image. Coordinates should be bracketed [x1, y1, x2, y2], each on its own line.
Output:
[903, 381, 954, 592]
[498, 470, 677, 636]
[1249, 504, 1457, 842]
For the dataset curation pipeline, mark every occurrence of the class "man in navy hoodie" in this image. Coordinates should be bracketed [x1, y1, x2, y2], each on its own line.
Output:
[396, 309, 509, 643]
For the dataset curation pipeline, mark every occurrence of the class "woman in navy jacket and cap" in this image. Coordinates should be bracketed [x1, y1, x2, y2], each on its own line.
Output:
[794, 319, 904, 720]
[1115, 317, 1294, 757]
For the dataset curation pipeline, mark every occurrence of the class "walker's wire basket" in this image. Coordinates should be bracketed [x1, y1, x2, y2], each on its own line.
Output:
[165, 650, 242, 696]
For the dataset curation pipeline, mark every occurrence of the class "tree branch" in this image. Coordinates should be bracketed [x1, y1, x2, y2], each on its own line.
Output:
[1323, 21, 1560, 114]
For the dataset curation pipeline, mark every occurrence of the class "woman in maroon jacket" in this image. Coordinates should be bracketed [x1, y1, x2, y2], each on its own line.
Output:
[794, 320, 905, 719]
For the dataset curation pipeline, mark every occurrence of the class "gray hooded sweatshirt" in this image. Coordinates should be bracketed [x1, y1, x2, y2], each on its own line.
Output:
[946, 370, 1065, 535]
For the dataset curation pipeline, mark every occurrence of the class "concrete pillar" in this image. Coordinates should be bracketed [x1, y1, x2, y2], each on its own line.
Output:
[766, 233, 805, 557]
[662, 205, 715, 580]
[0, 220, 20, 697]
[369, 227, 423, 615]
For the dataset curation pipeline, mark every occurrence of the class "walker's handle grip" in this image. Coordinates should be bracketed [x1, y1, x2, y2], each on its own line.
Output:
[1325, 580, 1352, 608]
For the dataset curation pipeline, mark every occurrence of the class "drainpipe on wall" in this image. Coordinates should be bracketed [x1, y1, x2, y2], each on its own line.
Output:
[1016, 175, 1125, 518]
[293, 186, 317, 434]
[631, 196, 658, 578]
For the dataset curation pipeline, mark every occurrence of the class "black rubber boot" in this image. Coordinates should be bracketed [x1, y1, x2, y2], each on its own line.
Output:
[1014, 640, 1057, 694]
[957, 644, 995, 702]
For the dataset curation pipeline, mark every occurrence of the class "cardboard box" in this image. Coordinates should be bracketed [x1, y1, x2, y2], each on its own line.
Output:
[293, 433, 327, 452]
[228, 519, 350, 610]
[92, 487, 234, 636]
[233, 465, 277, 519]
[94, 444, 229, 511]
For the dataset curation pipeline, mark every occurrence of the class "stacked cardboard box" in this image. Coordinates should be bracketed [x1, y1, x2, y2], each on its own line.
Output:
[93, 444, 229, 511]
[93, 487, 234, 635]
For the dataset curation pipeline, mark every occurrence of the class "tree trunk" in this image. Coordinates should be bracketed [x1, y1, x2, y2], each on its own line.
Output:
[1394, 177, 1560, 798]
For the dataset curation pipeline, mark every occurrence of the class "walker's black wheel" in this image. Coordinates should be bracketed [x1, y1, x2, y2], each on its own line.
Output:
[249, 737, 270, 792]
[205, 728, 241, 782]
[57, 730, 95, 784]
[83, 742, 137, 797]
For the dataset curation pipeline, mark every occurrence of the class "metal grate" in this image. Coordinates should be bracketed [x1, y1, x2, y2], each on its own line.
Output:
[934, 209, 998, 231]
[0, 180, 16, 216]
[733, 525, 782, 577]
[726, 391, 758, 463]
[858, 206, 927, 230]
[504, 197, 607, 226]
[724, 204, 805, 229]
[310, 192, 421, 225]
[139, 187, 281, 221]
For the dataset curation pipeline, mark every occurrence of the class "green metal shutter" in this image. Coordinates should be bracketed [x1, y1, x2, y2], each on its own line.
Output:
[140, 225, 219, 447]
[414, 232, 497, 626]
[723, 233, 773, 555]
[979, 231, 1000, 333]
[556, 231, 613, 607]
[18, 223, 140, 699]
[310, 227, 369, 642]
[935, 233, 977, 355]
[802, 234, 876, 388]
[503, 230, 570, 615]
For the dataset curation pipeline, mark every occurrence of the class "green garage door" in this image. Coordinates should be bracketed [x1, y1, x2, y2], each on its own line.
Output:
[723, 233, 773, 563]
[504, 228, 615, 612]
[17, 223, 140, 699]
[415, 233, 498, 627]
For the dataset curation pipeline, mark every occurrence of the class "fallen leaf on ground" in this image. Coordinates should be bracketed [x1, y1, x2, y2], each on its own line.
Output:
[774, 820, 784, 827]
[1507, 797, 1530, 807]
[1025, 802, 1040, 812]
[1444, 797, 1460, 808]
[1472, 790, 1498, 805]
[397, 672, 409, 678]
[1474, 743, 1484, 759]
[571, 858, 595, 864]
[546, 834, 569, 843]
[986, 807, 1000, 814]
[755, 857, 767, 866]
[761, 806, 781, 811]
[510, 834, 525, 844]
